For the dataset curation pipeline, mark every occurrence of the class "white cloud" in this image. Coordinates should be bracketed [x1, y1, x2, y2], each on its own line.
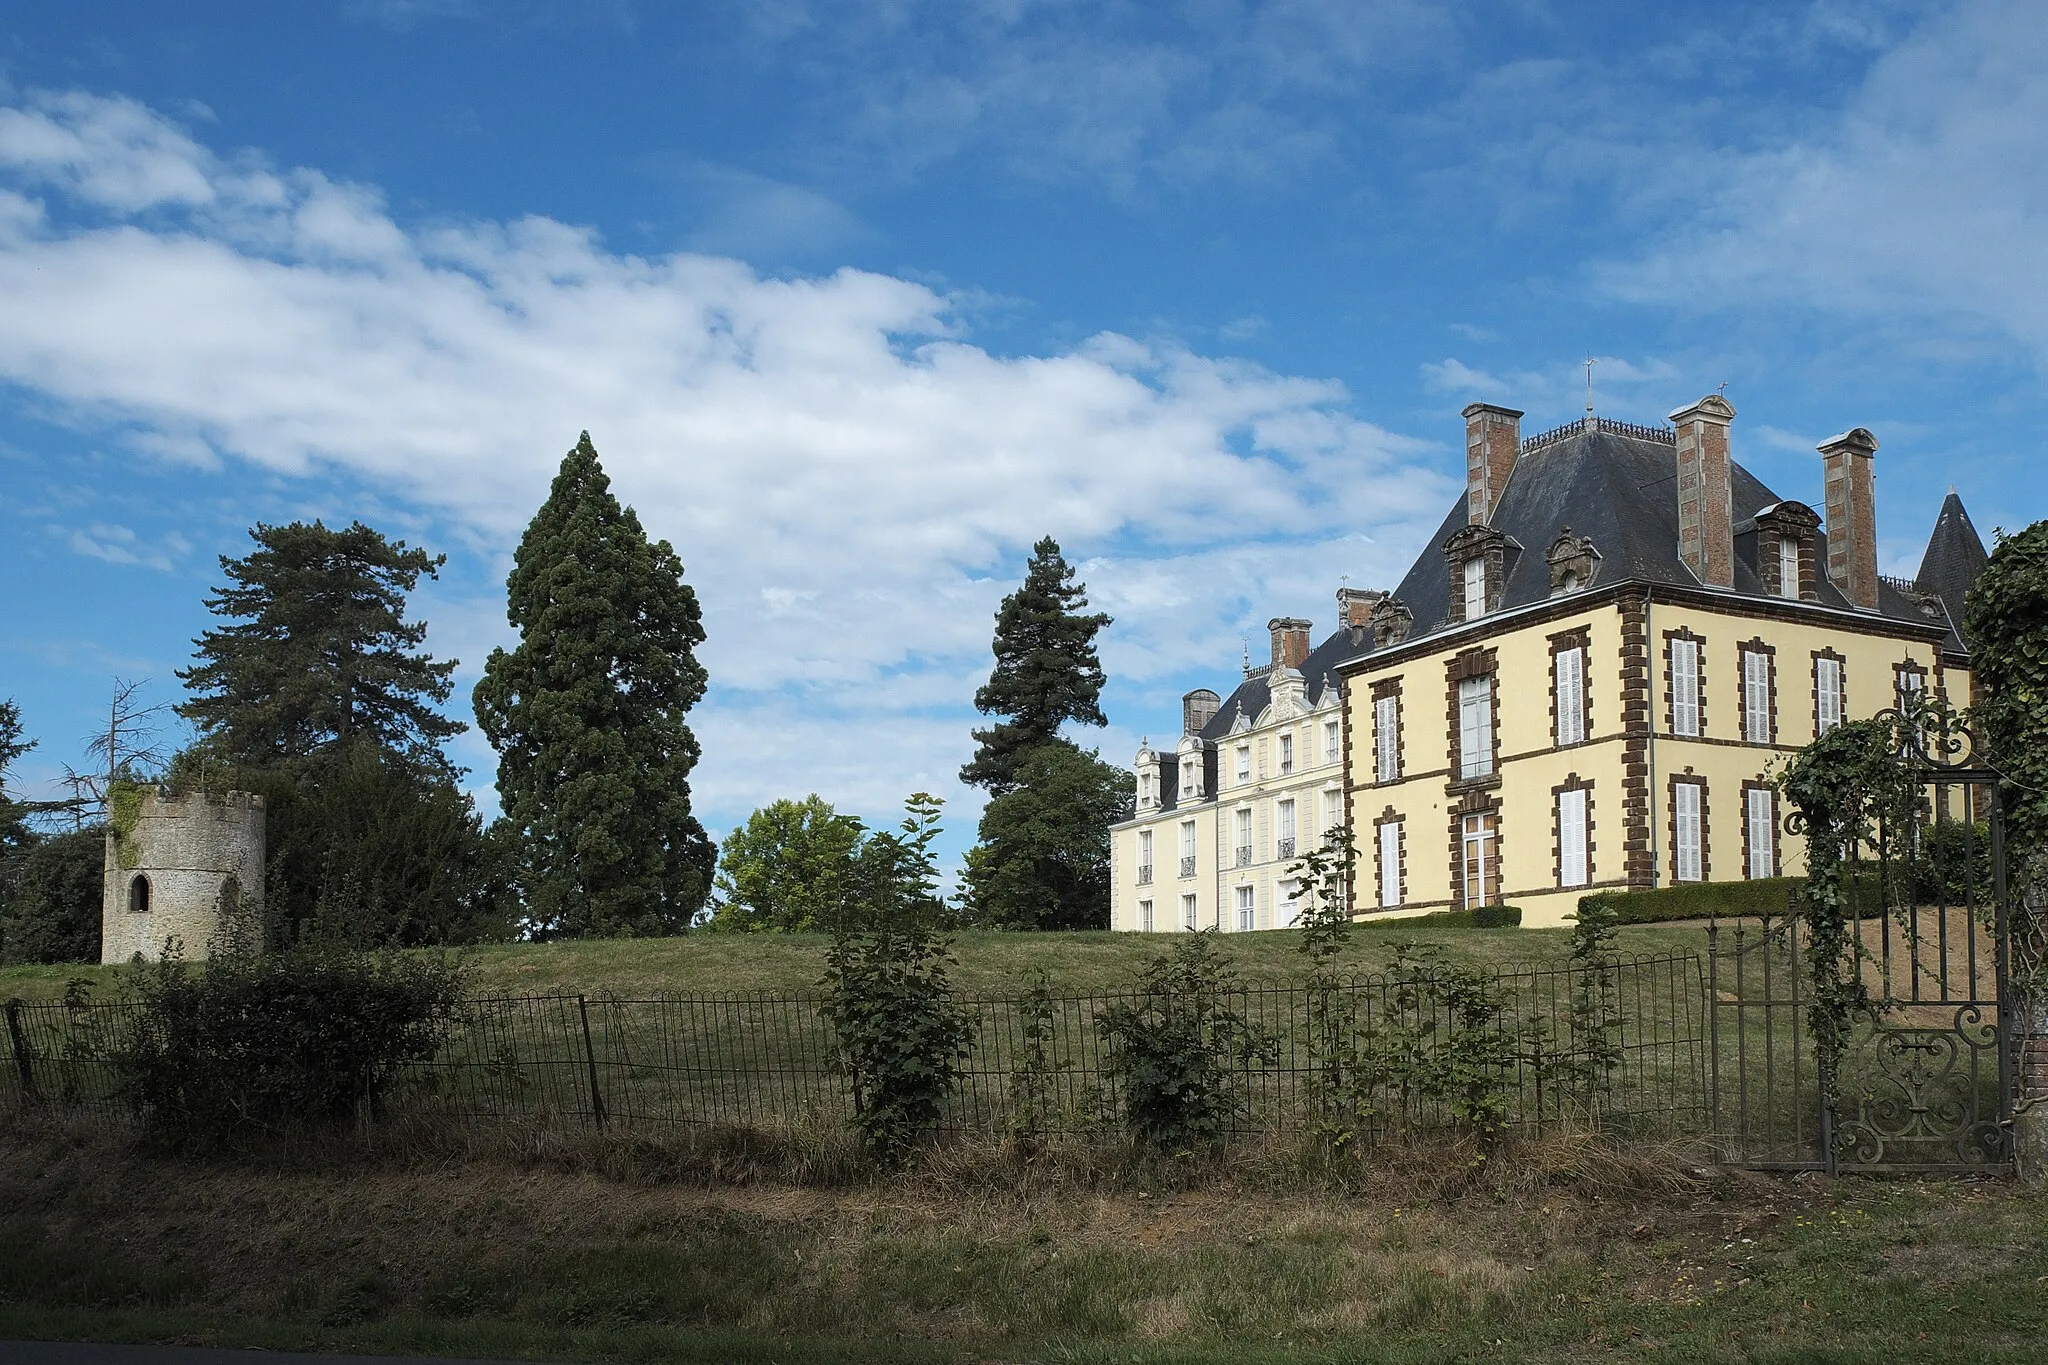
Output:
[62, 521, 188, 572]
[1602, 0, 2048, 363]
[0, 89, 1450, 827]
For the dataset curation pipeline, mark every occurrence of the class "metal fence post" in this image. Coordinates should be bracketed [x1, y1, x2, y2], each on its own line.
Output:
[4, 999, 38, 1107]
[576, 995, 608, 1131]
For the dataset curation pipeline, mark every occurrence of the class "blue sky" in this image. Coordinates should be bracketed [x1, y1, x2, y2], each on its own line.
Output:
[2, 0, 2044, 868]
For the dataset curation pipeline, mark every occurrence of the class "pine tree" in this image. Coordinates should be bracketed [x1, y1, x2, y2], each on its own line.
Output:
[959, 537, 1111, 793]
[178, 521, 461, 770]
[960, 742, 1132, 929]
[474, 433, 715, 939]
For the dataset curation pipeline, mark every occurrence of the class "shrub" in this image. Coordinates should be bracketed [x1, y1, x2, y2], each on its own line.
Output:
[0, 828, 105, 964]
[1097, 930, 1277, 1152]
[119, 942, 471, 1146]
[1404, 904, 1523, 929]
[1578, 879, 1803, 925]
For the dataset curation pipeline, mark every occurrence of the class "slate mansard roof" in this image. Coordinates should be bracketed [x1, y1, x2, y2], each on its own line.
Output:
[1186, 417, 1979, 744]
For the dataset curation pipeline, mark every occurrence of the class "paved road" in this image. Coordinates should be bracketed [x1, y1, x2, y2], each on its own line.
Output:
[0, 1345, 549, 1365]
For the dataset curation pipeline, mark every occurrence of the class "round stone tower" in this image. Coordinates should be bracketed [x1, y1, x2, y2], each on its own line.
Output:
[101, 787, 266, 964]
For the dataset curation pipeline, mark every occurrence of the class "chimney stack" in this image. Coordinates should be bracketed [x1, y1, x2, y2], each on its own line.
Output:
[1336, 586, 1384, 629]
[1182, 689, 1221, 735]
[1462, 404, 1523, 525]
[1669, 394, 1737, 589]
[1268, 617, 1313, 670]
[1818, 427, 1880, 611]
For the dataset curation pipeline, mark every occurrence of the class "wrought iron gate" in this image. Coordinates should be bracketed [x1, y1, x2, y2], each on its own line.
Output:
[1709, 709, 2017, 1173]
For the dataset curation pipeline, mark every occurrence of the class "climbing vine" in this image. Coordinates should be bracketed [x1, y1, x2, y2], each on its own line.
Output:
[107, 781, 145, 870]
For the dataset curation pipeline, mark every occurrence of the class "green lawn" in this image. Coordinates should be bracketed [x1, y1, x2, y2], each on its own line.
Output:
[0, 921, 1717, 1003]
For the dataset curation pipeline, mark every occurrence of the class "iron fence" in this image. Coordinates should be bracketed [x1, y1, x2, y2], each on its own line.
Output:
[3, 954, 1714, 1145]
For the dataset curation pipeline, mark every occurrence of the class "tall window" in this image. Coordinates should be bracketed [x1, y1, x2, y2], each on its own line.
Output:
[1554, 645, 1586, 746]
[1137, 829, 1153, 884]
[1460, 812, 1498, 908]
[1277, 799, 1297, 858]
[1747, 786, 1776, 879]
[1463, 556, 1487, 619]
[1234, 808, 1253, 867]
[1234, 884, 1255, 932]
[1140, 770, 1154, 805]
[1670, 637, 1701, 737]
[1558, 788, 1589, 889]
[1280, 879, 1302, 928]
[1815, 655, 1844, 735]
[1278, 733, 1294, 774]
[1323, 720, 1340, 763]
[1139, 899, 1154, 933]
[1181, 756, 1198, 798]
[1778, 536, 1800, 599]
[1323, 789, 1342, 837]
[1457, 674, 1494, 779]
[1374, 693, 1400, 782]
[1741, 648, 1773, 744]
[1378, 820, 1401, 908]
[1178, 820, 1196, 878]
[1236, 746, 1251, 783]
[1674, 781, 1704, 883]
[1181, 893, 1199, 931]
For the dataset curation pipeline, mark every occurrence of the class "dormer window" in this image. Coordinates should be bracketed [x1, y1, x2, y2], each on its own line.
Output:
[1546, 528, 1602, 597]
[1371, 598, 1413, 648]
[1754, 502, 1819, 602]
[1443, 524, 1511, 625]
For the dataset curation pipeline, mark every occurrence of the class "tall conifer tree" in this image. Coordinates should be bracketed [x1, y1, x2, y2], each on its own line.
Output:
[475, 433, 714, 938]
[959, 537, 1111, 794]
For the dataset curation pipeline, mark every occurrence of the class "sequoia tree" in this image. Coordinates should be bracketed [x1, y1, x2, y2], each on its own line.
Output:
[474, 433, 715, 938]
[959, 537, 1111, 794]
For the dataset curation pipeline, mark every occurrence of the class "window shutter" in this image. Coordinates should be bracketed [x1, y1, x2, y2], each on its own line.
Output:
[1559, 788, 1588, 888]
[1675, 782, 1702, 882]
[1555, 647, 1585, 746]
[1817, 657, 1843, 734]
[1748, 787, 1775, 879]
[1378, 821, 1401, 908]
[1672, 639, 1699, 737]
[1743, 651, 1771, 744]
[1375, 695, 1398, 782]
[1458, 675, 1493, 778]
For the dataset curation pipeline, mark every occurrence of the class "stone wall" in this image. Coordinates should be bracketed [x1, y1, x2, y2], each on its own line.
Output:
[100, 788, 266, 963]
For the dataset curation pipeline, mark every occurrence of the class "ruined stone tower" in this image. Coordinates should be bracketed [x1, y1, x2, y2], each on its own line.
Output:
[101, 788, 266, 964]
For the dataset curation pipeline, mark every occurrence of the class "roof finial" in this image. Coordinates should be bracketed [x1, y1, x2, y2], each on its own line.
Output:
[1584, 355, 1597, 422]
[1717, 379, 1730, 397]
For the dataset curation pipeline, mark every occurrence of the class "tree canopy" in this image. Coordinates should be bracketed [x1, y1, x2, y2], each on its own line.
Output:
[960, 742, 1132, 930]
[178, 521, 461, 772]
[711, 796, 866, 932]
[959, 537, 1111, 794]
[1965, 517, 2048, 858]
[474, 433, 715, 939]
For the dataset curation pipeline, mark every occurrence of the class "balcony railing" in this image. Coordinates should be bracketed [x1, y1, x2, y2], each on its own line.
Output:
[1136, 864, 1153, 886]
[1276, 836, 1296, 860]
[1179, 855, 1197, 879]
[1235, 845, 1253, 868]
[1279, 758, 1293, 775]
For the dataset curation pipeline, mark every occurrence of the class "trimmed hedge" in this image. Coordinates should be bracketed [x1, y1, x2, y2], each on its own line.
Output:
[1578, 878, 1803, 925]
[1404, 903, 1524, 929]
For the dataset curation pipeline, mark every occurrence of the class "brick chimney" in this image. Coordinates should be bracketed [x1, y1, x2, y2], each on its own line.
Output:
[1462, 404, 1522, 525]
[1268, 617, 1313, 670]
[1818, 427, 1880, 611]
[1669, 394, 1737, 589]
[1336, 586, 1384, 629]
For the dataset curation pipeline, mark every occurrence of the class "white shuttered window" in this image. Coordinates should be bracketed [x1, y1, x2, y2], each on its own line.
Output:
[1378, 821, 1401, 908]
[1779, 536, 1800, 599]
[1742, 649, 1772, 744]
[1748, 787, 1776, 880]
[1558, 789, 1589, 888]
[1816, 657, 1844, 735]
[1463, 557, 1487, 619]
[1555, 646, 1586, 746]
[1235, 885, 1255, 932]
[1671, 638, 1701, 737]
[1675, 782, 1704, 882]
[1458, 675, 1494, 779]
[1375, 694, 1399, 782]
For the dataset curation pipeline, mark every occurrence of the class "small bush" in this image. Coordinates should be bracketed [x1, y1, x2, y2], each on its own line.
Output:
[1405, 904, 1523, 929]
[1097, 930, 1277, 1152]
[119, 941, 471, 1146]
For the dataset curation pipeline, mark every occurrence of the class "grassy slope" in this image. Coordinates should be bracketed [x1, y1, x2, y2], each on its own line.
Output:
[2, 1126, 2046, 1364]
[0, 923, 1713, 1003]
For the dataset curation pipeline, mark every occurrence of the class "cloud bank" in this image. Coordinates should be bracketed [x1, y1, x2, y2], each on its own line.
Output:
[0, 89, 1451, 822]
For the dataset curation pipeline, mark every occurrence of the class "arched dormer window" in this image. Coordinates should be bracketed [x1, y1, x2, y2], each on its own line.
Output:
[1442, 525, 1512, 624]
[1547, 528, 1602, 597]
[1753, 502, 1820, 602]
[1370, 597, 1413, 649]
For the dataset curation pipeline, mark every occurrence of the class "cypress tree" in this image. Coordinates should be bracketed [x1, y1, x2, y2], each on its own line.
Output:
[474, 433, 715, 938]
[959, 537, 1111, 794]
